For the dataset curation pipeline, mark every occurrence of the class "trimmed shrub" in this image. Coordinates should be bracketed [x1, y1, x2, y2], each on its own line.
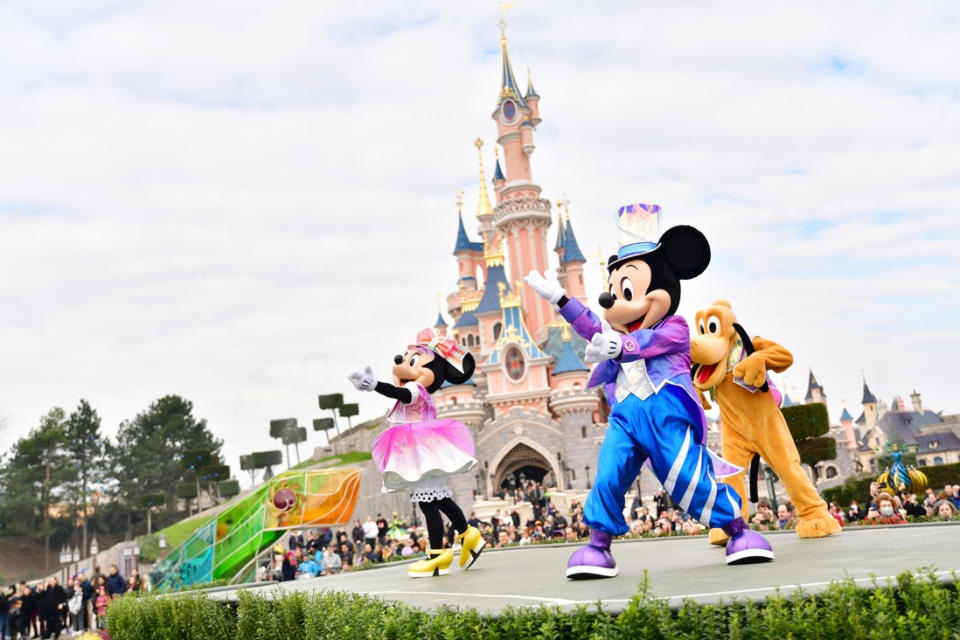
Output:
[107, 568, 960, 640]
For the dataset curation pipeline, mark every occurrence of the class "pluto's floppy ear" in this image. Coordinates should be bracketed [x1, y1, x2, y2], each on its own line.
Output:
[659, 225, 710, 280]
[444, 353, 475, 385]
[731, 323, 769, 393]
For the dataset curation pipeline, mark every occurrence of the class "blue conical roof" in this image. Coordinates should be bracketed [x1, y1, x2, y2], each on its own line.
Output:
[453, 307, 478, 328]
[553, 339, 588, 374]
[861, 380, 877, 404]
[493, 158, 505, 182]
[496, 34, 528, 110]
[561, 219, 586, 263]
[840, 407, 853, 421]
[453, 213, 483, 254]
[475, 264, 510, 314]
[434, 313, 447, 327]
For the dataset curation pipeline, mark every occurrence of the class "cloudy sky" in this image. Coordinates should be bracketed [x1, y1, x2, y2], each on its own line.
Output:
[2, 1, 958, 483]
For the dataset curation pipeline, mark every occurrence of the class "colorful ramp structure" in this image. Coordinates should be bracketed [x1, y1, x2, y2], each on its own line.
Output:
[151, 468, 361, 590]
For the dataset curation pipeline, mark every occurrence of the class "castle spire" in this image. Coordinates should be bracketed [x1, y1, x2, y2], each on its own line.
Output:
[496, 21, 527, 110]
[474, 137, 495, 219]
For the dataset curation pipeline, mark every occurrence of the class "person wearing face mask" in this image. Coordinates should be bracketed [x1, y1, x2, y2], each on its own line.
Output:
[867, 493, 905, 524]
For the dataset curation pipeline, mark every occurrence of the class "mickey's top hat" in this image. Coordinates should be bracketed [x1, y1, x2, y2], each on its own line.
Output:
[608, 203, 662, 271]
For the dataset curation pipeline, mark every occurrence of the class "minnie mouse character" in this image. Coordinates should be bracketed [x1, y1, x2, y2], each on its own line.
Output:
[348, 328, 486, 578]
[526, 203, 774, 579]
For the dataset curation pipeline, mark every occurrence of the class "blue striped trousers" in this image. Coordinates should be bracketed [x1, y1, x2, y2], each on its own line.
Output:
[584, 385, 741, 536]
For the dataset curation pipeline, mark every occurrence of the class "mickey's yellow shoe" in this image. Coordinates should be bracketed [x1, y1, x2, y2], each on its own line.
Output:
[407, 549, 454, 578]
[457, 525, 486, 569]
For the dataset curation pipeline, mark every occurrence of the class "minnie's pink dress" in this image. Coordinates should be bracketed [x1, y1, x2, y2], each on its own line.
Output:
[371, 383, 477, 502]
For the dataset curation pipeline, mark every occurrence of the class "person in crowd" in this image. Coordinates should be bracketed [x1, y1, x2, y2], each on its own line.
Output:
[105, 565, 126, 596]
[950, 485, 960, 510]
[297, 553, 319, 579]
[375, 513, 388, 544]
[67, 577, 84, 635]
[362, 516, 378, 550]
[321, 547, 342, 576]
[39, 576, 66, 639]
[935, 499, 957, 520]
[902, 492, 926, 518]
[9, 592, 25, 640]
[281, 551, 297, 581]
[846, 499, 863, 522]
[774, 502, 796, 530]
[827, 502, 846, 526]
[751, 499, 775, 531]
[922, 487, 938, 515]
[94, 586, 109, 630]
[866, 492, 906, 524]
[0, 585, 9, 640]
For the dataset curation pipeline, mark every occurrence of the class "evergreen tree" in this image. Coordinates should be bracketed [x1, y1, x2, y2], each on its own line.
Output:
[63, 399, 110, 558]
[113, 395, 222, 530]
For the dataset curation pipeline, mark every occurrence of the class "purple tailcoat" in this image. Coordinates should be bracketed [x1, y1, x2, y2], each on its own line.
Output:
[558, 297, 707, 445]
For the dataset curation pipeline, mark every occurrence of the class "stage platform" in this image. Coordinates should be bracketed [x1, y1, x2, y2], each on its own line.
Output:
[205, 522, 959, 614]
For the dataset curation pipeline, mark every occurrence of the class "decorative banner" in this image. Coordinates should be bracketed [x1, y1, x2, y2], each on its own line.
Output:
[150, 468, 361, 591]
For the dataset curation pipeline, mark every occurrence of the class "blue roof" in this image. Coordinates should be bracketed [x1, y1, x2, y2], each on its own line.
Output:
[561, 219, 585, 263]
[487, 304, 548, 365]
[441, 378, 475, 388]
[840, 407, 853, 421]
[554, 217, 566, 250]
[453, 213, 483, 254]
[475, 264, 510, 314]
[553, 339, 588, 374]
[434, 312, 447, 327]
[861, 380, 877, 404]
[453, 307, 478, 328]
[525, 76, 540, 99]
[497, 37, 528, 110]
[493, 158, 505, 182]
[782, 394, 797, 408]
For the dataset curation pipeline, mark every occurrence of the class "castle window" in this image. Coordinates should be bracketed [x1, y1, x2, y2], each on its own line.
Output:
[918, 458, 927, 466]
[934, 456, 944, 465]
[450, 397, 458, 406]
[581, 426, 586, 438]
[504, 346, 525, 381]
[929, 440, 939, 449]
[825, 466, 838, 479]
[573, 383, 582, 391]
[493, 322, 502, 341]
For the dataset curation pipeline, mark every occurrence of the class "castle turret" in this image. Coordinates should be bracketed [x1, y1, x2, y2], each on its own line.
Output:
[560, 213, 587, 302]
[491, 25, 553, 339]
[860, 378, 879, 430]
[804, 369, 826, 404]
[839, 405, 857, 450]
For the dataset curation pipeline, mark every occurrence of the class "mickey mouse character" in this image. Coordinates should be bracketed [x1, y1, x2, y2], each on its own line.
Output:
[526, 203, 774, 578]
[348, 328, 486, 578]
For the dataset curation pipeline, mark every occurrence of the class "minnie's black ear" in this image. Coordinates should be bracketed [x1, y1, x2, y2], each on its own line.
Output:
[659, 225, 710, 280]
[445, 353, 475, 385]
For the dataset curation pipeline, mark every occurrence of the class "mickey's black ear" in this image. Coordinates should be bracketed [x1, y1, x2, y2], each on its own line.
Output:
[445, 353, 475, 385]
[659, 225, 710, 280]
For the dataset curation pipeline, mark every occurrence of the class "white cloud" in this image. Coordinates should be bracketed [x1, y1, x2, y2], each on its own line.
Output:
[1, 1, 958, 480]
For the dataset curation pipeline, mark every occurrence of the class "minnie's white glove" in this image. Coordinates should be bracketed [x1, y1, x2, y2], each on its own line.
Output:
[347, 366, 376, 391]
[524, 269, 566, 305]
[583, 323, 622, 363]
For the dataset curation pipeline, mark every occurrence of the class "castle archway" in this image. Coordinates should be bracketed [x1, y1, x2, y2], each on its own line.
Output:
[489, 437, 562, 494]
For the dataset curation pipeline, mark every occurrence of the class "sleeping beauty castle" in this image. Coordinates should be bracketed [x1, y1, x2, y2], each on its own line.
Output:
[424, 26, 614, 511]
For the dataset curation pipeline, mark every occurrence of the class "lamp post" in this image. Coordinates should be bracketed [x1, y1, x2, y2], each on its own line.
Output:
[90, 535, 99, 557]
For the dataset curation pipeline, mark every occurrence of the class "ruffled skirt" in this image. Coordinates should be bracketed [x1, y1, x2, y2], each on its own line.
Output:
[372, 419, 477, 500]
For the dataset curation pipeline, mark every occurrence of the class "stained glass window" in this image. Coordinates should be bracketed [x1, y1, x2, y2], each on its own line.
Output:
[505, 346, 525, 381]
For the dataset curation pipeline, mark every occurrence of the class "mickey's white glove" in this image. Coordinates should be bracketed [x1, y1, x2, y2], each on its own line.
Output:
[347, 366, 376, 391]
[524, 269, 566, 305]
[584, 323, 622, 363]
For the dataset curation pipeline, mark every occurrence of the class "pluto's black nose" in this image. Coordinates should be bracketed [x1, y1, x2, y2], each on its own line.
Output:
[598, 292, 615, 309]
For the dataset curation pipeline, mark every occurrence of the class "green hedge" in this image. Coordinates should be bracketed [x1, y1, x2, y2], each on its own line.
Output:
[781, 402, 829, 439]
[823, 461, 960, 506]
[107, 568, 960, 640]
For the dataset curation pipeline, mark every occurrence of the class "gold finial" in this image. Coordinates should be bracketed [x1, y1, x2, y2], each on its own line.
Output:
[494, 146, 499, 158]
[561, 323, 572, 342]
[474, 138, 495, 219]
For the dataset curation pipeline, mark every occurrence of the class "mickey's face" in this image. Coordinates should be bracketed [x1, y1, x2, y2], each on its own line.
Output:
[392, 348, 436, 388]
[598, 258, 671, 333]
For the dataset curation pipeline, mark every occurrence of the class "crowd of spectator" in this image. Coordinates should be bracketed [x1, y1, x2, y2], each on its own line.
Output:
[0, 565, 145, 639]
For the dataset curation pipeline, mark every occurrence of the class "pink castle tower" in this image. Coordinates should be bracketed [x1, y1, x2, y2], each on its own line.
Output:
[491, 24, 554, 340]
